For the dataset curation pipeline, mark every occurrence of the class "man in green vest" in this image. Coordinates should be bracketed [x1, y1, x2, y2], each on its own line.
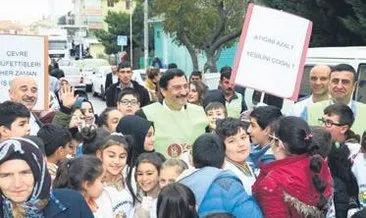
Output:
[303, 64, 366, 137]
[218, 66, 246, 118]
[136, 69, 208, 159]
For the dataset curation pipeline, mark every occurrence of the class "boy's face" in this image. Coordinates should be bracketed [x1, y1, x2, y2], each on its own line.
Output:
[247, 117, 269, 146]
[0, 117, 30, 140]
[206, 108, 226, 130]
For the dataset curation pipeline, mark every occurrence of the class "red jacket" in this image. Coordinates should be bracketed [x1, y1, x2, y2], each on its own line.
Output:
[252, 155, 333, 218]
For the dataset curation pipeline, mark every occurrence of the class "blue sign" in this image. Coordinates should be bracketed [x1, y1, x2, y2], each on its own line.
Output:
[117, 35, 128, 46]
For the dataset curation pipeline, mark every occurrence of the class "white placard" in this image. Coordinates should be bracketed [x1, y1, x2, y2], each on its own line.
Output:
[0, 34, 48, 110]
[231, 4, 312, 101]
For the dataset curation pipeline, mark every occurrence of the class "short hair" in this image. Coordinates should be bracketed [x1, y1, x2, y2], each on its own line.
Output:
[220, 66, 232, 81]
[161, 158, 188, 174]
[0, 101, 30, 129]
[157, 183, 198, 218]
[146, 67, 160, 80]
[97, 107, 117, 127]
[216, 118, 248, 140]
[323, 103, 354, 128]
[331, 64, 357, 82]
[168, 63, 178, 69]
[192, 133, 225, 169]
[37, 124, 72, 157]
[159, 68, 187, 90]
[250, 105, 283, 130]
[118, 62, 131, 70]
[204, 102, 227, 117]
[117, 87, 141, 102]
[190, 71, 202, 79]
[203, 213, 236, 218]
[310, 126, 332, 158]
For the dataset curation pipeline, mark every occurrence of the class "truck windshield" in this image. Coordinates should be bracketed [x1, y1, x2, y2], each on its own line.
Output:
[49, 40, 67, 50]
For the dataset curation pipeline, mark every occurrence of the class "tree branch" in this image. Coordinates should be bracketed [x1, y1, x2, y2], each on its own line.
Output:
[211, 28, 242, 51]
[206, 1, 227, 48]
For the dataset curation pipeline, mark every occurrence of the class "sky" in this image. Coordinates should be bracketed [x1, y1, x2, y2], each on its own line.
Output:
[0, 0, 73, 24]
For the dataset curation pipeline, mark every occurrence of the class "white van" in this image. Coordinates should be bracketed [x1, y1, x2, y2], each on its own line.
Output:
[205, 46, 366, 114]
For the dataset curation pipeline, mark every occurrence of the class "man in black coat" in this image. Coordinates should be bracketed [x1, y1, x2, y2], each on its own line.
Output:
[105, 62, 150, 107]
[105, 65, 118, 92]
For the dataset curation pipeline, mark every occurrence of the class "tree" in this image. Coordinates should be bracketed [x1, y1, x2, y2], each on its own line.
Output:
[258, 0, 366, 46]
[151, 0, 247, 72]
[94, 3, 154, 55]
[339, 0, 366, 38]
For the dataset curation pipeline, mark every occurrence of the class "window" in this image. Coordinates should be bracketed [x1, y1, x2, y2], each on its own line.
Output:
[125, 0, 131, 10]
[355, 64, 366, 104]
[107, 0, 114, 7]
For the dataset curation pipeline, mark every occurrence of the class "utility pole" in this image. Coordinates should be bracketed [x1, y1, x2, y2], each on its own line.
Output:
[130, 0, 133, 68]
[144, 0, 148, 69]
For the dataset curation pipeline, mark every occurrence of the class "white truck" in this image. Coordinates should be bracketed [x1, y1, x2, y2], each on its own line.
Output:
[40, 29, 69, 59]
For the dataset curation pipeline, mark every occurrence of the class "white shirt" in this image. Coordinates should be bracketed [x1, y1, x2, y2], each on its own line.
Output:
[94, 190, 114, 218]
[290, 95, 314, 117]
[224, 160, 256, 196]
[29, 113, 40, 135]
[112, 74, 118, 84]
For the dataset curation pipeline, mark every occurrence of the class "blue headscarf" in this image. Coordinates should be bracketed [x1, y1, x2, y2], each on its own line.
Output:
[0, 137, 51, 218]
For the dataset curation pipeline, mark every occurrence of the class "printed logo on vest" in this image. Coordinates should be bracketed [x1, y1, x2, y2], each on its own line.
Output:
[167, 143, 182, 158]
[167, 143, 192, 158]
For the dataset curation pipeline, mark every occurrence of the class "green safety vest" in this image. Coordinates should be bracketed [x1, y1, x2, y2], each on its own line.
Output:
[307, 100, 366, 137]
[143, 102, 209, 158]
[226, 92, 243, 118]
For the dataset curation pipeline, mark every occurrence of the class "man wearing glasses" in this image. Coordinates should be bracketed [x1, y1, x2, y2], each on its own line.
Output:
[105, 62, 150, 107]
[304, 64, 366, 137]
[136, 69, 208, 160]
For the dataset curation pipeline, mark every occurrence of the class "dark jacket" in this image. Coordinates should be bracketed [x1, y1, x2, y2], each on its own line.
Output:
[45, 189, 94, 218]
[328, 143, 360, 218]
[50, 68, 65, 80]
[105, 72, 114, 92]
[105, 80, 150, 107]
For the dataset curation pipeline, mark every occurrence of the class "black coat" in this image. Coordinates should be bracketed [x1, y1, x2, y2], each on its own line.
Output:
[105, 72, 114, 92]
[105, 80, 150, 107]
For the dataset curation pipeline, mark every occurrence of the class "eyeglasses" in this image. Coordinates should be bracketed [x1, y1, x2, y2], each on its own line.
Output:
[268, 134, 280, 142]
[318, 118, 344, 128]
[120, 99, 139, 106]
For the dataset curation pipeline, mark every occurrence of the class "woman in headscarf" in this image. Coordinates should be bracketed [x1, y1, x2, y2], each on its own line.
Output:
[0, 137, 94, 218]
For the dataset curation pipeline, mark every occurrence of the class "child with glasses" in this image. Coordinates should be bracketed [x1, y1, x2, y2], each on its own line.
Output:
[117, 88, 141, 117]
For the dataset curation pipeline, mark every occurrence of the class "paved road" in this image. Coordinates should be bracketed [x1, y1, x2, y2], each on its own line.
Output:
[87, 93, 106, 115]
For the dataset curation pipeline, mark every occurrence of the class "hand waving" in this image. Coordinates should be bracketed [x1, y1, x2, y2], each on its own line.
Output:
[61, 85, 78, 109]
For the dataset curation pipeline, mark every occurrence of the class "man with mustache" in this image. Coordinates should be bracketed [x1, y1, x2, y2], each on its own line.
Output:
[304, 64, 366, 137]
[136, 69, 208, 160]
[8, 75, 42, 135]
[218, 66, 246, 118]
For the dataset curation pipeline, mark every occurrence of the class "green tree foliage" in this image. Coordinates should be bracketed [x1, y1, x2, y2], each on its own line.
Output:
[258, 0, 366, 46]
[151, 0, 247, 72]
[95, 3, 153, 55]
[341, 0, 366, 38]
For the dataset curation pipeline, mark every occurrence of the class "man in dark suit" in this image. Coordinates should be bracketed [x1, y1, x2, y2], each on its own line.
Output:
[105, 65, 118, 92]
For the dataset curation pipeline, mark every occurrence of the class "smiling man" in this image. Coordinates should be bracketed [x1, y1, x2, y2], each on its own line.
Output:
[8, 75, 42, 135]
[291, 65, 331, 117]
[304, 64, 366, 136]
[136, 69, 208, 159]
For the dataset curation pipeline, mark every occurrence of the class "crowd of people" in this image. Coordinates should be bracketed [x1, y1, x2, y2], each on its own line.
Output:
[0, 60, 366, 218]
